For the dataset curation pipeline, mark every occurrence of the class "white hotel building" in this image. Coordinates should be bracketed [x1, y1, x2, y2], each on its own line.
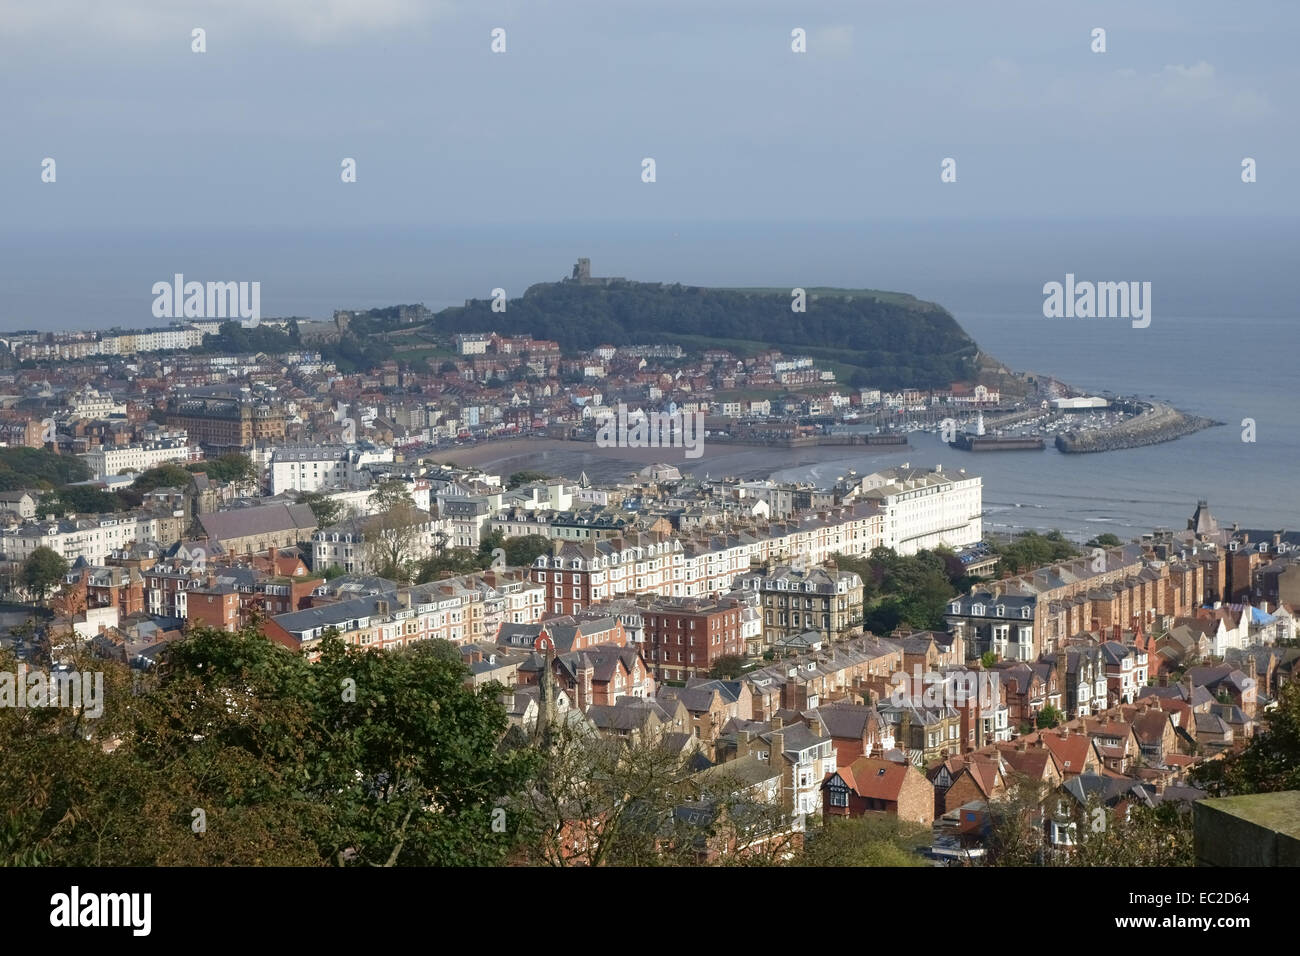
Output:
[856, 464, 982, 556]
[79, 440, 200, 481]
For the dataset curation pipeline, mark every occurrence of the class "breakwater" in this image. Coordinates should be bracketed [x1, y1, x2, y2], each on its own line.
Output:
[1055, 402, 1221, 453]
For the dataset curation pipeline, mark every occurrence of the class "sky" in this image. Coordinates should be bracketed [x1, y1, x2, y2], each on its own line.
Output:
[2, 0, 1296, 232]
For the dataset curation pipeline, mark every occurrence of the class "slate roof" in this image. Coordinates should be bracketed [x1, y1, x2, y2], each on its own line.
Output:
[199, 502, 317, 543]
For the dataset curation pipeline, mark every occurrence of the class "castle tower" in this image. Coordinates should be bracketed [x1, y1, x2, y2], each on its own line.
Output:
[572, 258, 591, 282]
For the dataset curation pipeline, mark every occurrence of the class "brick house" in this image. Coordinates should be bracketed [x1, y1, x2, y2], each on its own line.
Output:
[928, 754, 1005, 816]
[804, 701, 891, 766]
[824, 756, 935, 825]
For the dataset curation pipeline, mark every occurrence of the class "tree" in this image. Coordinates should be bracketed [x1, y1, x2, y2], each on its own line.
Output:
[796, 815, 930, 867]
[39, 486, 125, 515]
[1066, 800, 1194, 867]
[298, 490, 344, 528]
[364, 480, 428, 583]
[1194, 681, 1300, 796]
[1086, 533, 1122, 548]
[188, 453, 257, 488]
[414, 548, 487, 583]
[50, 585, 87, 647]
[0, 623, 539, 865]
[992, 531, 1080, 577]
[507, 717, 791, 867]
[986, 771, 1055, 866]
[477, 529, 506, 564]
[980, 651, 998, 669]
[1036, 704, 1064, 730]
[21, 547, 68, 603]
[507, 470, 552, 489]
[708, 654, 748, 680]
[132, 463, 194, 494]
[504, 535, 551, 568]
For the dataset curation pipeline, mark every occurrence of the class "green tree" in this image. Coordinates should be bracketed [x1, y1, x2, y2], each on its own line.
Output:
[188, 453, 257, 486]
[21, 547, 68, 603]
[992, 531, 1080, 577]
[1194, 681, 1300, 796]
[38, 486, 125, 515]
[0, 623, 539, 866]
[298, 491, 344, 528]
[0, 447, 92, 490]
[1086, 533, 1122, 548]
[507, 470, 552, 489]
[796, 815, 930, 867]
[1067, 800, 1194, 867]
[414, 548, 486, 583]
[132, 463, 194, 493]
[477, 529, 506, 563]
[708, 654, 748, 680]
[1036, 704, 1064, 730]
[504, 534, 552, 568]
[980, 651, 998, 669]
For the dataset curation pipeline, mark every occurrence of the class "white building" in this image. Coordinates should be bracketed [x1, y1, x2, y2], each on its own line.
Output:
[79, 440, 199, 480]
[66, 386, 127, 419]
[269, 444, 396, 495]
[312, 509, 444, 575]
[857, 464, 982, 555]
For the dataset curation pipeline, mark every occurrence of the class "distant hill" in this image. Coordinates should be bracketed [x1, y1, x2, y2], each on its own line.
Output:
[431, 277, 978, 390]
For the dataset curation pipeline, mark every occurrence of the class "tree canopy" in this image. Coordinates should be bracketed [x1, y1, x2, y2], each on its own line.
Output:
[0, 624, 538, 866]
[21, 546, 68, 602]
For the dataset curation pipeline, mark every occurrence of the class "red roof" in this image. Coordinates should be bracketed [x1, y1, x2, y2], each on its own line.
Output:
[836, 757, 911, 802]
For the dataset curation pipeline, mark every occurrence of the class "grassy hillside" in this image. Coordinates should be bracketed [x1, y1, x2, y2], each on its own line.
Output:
[433, 279, 978, 390]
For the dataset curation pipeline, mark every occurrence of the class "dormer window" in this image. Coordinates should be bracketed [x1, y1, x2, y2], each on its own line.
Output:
[1021, 606, 1032, 619]
[972, 603, 985, 616]
[996, 605, 1005, 617]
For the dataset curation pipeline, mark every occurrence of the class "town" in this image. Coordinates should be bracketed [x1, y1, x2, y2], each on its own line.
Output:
[0, 303, 1294, 868]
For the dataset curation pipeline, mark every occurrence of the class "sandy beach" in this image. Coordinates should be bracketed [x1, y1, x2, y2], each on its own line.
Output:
[420, 436, 901, 485]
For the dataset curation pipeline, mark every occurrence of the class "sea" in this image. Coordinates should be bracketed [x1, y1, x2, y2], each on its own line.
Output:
[1, 218, 1295, 541]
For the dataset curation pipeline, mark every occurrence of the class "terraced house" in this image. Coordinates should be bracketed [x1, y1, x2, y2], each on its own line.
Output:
[734, 564, 864, 645]
[946, 543, 1205, 662]
[262, 574, 507, 655]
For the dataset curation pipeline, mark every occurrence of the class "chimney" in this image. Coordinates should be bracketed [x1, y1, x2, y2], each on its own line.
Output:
[772, 714, 783, 730]
[768, 731, 784, 768]
[739, 729, 754, 757]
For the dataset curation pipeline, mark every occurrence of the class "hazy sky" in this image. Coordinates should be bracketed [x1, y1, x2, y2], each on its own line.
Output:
[3, 0, 1295, 231]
